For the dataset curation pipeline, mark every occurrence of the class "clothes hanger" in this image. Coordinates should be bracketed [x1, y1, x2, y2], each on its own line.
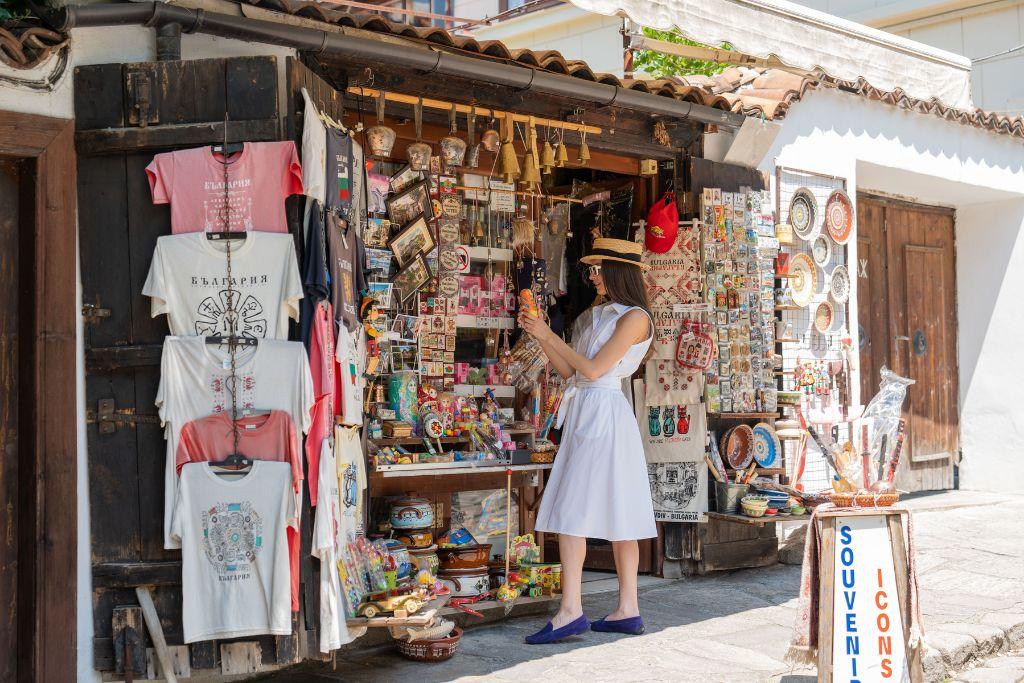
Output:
[208, 112, 248, 242]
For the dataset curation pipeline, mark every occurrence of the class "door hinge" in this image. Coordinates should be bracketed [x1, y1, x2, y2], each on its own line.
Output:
[125, 66, 159, 127]
[89, 398, 160, 434]
[82, 303, 111, 324]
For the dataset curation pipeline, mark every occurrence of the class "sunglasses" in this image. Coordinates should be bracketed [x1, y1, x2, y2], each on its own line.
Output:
[587, 264, 602, 277]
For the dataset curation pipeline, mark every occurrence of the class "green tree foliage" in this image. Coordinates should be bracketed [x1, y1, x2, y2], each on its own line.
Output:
[632, 27, 732, 79]
[0, 0, 34, 21]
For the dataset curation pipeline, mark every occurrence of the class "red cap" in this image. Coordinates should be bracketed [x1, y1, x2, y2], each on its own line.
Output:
[645, 192, 679, 254]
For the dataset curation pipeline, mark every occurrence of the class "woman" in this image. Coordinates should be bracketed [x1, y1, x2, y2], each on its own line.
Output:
[518, 237, 657, 644]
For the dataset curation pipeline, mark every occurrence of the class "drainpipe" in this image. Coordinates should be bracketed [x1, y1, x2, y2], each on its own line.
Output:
[58, 2, 747, 129]
[156, 22, 181, 61]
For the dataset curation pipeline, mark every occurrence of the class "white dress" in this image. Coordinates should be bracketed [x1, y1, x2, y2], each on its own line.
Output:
[536, 303, 658, 541]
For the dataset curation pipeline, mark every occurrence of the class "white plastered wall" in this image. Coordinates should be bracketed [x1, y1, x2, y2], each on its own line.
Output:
[1, 26, 297, 681]
[709, 87, 1024, 492]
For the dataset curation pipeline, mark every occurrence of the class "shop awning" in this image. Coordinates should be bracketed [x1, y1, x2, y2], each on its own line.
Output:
[565, 0, 973, 109]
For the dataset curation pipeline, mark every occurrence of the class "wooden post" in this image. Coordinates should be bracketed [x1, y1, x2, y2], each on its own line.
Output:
[817, 517, 837, 683]
[135, 586, 178, 683]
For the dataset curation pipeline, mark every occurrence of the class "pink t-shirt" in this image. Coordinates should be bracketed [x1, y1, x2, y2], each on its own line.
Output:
[306, 395, 333, 507]
[310, 300, 339, 414]
[146, 142, 303, 234]
[175, 409, 303, 611]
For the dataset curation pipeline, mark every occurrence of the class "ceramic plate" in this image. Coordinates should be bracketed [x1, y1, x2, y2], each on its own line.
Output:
[830, 265, 850, 303]
[811, 234, 833, 267]
[788, 253, 818, 308]
[814, 300, 835, 334]
[752, 422, 781, 468]
[788, 188, 819, 242]
[725, 424, 755, 469]
[824, 189, 854, 244]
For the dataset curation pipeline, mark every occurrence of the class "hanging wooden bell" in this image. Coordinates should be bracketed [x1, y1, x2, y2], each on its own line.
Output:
[577, 130, 591, 165]
[520, 120, 541, 187]
[540, 137, 555, 174]
[365, 90, 396, 158]
[406, 97, 432, 171]
[440, 103, 467, 170]
[497, 113, 519, 183]
[555, 124, 569, 167]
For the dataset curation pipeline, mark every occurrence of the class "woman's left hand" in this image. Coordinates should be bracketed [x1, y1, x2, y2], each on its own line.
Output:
[518, 312, 552, 341]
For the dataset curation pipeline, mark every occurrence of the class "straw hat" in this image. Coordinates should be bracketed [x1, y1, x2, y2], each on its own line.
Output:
[581, 238, 649, 270]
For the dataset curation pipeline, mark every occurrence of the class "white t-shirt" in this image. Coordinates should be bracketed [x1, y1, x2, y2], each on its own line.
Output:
[312, 438, 363, 652]
[171, 461, 297, 643]
[335, 324, 365, 427]
[335, 425, 366, 537]
[301, 87, 327, 204]
[143, 232, 302, 339]
[157, 336, 314, 548]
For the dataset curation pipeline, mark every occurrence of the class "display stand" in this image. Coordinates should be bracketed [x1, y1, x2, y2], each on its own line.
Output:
[814, 507, 924, 683]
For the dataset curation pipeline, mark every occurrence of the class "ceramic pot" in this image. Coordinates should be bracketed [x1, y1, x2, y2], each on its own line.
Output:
[437, 543, 491, 571]
[396, 529, 433, 549]
[382, 539, 413, 580]
[440, 135, 467, 169]
[409, 545, 440, 575]
[390, 497, 434, 530]
[406, 141, 432, 171]
[438, 568, 490, 597]
[366, 124, 397, 158]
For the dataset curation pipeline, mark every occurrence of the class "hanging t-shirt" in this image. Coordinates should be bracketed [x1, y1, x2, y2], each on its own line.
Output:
[335, 324, 365, 427]
[325, 130, 367, 229]
[143, 232, 303, 340]
[300, 204, 330, 346]
[335, 425, 366, 537]
[309, 299, 337, 408]
[305, 395, 331, 507]
[301, 88, 327, 205]
[146, 142, 303, 234]
[326, 212, 366, 333]
[312, 437, 364, 652]
[157, 336, 314, 549]
[171, 461, 297, 643]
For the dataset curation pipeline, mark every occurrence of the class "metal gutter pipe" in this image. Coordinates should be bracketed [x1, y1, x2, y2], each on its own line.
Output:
[59, 2, 747, 129]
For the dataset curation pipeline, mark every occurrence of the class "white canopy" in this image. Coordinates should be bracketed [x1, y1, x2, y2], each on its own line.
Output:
[566, 0, 973, 109]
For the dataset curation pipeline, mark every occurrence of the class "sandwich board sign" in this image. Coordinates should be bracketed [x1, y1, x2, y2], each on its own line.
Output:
[818, 509, 923, 682]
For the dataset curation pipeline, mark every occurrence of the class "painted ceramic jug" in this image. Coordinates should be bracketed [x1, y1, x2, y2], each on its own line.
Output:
[390, 497, 434, 530]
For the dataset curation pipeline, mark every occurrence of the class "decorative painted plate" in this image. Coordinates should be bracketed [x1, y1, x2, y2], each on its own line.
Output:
[788, 187, 819, 241]
[811, 234, 833, 267]
[824, 189, 854, 244]
[814, 300, 835, 334]
[788, 253, 818, 308]
[751, 422, 781, 467]
[725, 424, 755, 469]
[830, 265, 850, 303]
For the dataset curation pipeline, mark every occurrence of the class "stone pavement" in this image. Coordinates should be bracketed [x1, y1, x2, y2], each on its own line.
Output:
[260, 491, 1024, 682]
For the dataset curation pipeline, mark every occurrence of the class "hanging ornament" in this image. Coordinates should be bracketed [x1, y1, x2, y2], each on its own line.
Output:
[406, 97, 432, 171]
[465, 106, 481, 168]
[555, 123, 569, 167]
[440, 103, 467, 170]
[577, 128, 591, 165]
[365, 90, 396, 158]
[480, 115, 500, 153]
[497, 112, 520, 184]
[520, 119, 541, 188]
[540, 125, 555, 175]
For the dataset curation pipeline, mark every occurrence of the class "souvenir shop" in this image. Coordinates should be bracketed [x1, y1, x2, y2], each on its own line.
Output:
[60, 2, 875, 675]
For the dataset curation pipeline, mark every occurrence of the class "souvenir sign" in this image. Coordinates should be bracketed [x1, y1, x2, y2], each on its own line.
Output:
[439, 274, 460, 298]
[788, 187, 819, 241]
[387, 181, 432, 226]
[814, 300, 835, 334]
[788, 253, 818, 308]
[824, 189, 854, 244]
[830, 264, 851, 303]
[751, 422, 781, 467]
[431, 198, 443, 219]
[488, 180, 516, 212]
[438, 219, 460, 244]
[442, 195, 461, 218]
[674, 322, 714, 370]
[389, 165, 423, 194]
[393, 254, 433, 303]
[437, 175, 457, 194]
[812, 234, 833, 266]
[439, 246, 459, 273]
[388, 214, 436, 268]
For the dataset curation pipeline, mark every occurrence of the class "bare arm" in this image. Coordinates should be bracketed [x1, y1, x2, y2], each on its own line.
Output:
[519, 309, 650, 381]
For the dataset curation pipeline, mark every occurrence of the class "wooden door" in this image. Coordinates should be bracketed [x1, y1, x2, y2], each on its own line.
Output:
[857, 196, 957, 491]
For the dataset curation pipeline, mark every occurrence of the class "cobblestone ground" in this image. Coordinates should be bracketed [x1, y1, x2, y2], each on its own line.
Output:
[262, 491, 1024, 683]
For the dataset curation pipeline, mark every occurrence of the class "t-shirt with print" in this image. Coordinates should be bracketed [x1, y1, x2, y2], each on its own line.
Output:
[335, 324, 365, 426]
[335, 425, 366, 536]
[301, 88, 327, 205]
[325, 129, 367, 230]
[175, 409, 303, 611]
[171, 461, 297, 643]
[312, 438, 364, 652]
[157, 336, 314, 549]
[326, 211, 366, 333]
[143, 232, 303, 340]
[146, 142, 303, 234]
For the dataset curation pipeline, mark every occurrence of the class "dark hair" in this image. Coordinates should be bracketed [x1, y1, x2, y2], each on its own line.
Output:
[601, 259, 652, 320]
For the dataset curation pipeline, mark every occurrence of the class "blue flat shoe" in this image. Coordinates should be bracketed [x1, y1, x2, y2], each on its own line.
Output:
[525, 614, 590, 644]
[591, 615, 645, 635]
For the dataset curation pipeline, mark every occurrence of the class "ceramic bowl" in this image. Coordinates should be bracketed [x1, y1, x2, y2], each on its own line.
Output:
[408, 545, 440, 575]
[390, 497, 435, 530]
[791, 505, 807, 516]
[437, 543, 491, 571]
[396, 529, 434, 549]
[725, 424, 755, 469]
[741, 500, 767, 518]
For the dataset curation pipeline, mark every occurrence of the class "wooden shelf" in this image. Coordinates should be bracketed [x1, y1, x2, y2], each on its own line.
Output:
[454, 384, 516, 398]
[372, 436, 469, 446]
[462, 245, 513, 262]
[456, 314, 515, 329]
[707, 511, 811, 527]
[374, 462, 552, 477]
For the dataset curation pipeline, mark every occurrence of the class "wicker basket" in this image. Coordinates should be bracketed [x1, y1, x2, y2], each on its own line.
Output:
[530, 450, 556, 464]
[829, 491, 901, 508]
[396, 626, 463, 662]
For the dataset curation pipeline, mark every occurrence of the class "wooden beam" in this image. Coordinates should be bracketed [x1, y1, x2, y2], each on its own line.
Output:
[75, 119, 280, 156]
[136, 587, 178, 683]
[93, 561, 181, 588]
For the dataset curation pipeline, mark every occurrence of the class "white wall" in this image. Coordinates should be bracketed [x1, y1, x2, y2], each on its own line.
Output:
[1, 26, 297, 682]
[745, 88, 1024, 491]
[468, 4, 626, 76]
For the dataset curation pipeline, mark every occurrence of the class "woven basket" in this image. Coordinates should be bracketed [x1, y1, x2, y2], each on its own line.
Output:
[530, 450, 555, 464]
[829, 491, 901, 508]
[396, 626, 463, 662]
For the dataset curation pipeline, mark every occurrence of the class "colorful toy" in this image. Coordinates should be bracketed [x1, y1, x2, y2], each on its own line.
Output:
[519, 288, 539, 318]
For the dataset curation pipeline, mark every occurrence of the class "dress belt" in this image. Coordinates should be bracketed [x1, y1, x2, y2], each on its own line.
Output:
[555, 375, 623, 429]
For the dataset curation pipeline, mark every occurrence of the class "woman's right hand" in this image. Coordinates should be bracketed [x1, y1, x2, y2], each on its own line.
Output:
[518, 312, 552, 341]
